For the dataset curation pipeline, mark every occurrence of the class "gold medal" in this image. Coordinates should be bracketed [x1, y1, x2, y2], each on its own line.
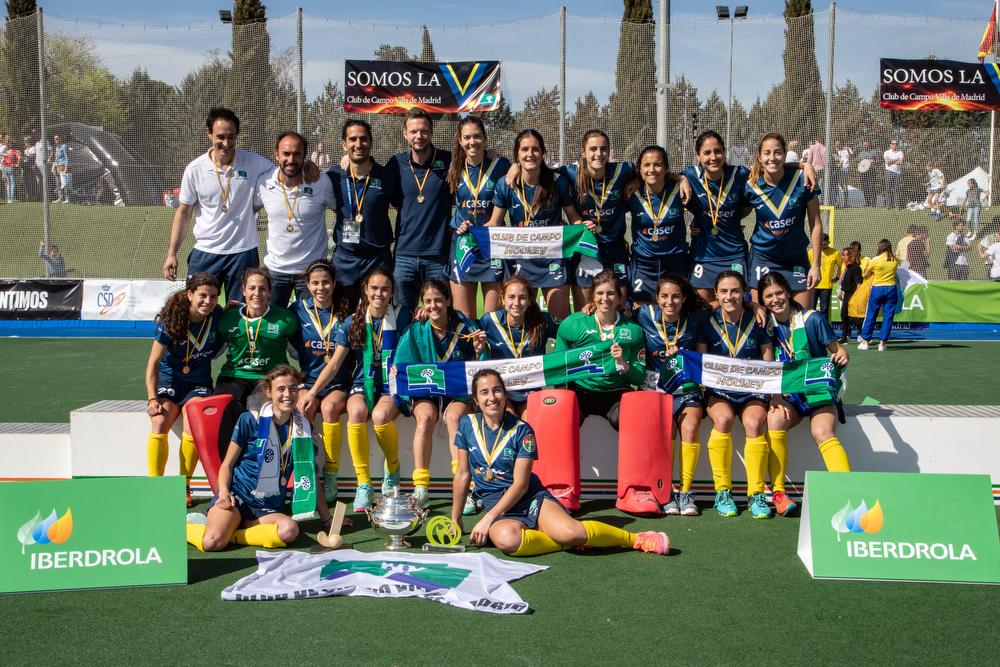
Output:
[355, 213, 364, 223]
[280, 476, 287, 487]
[417, 194, 426, 204]
[182, 365, 190, 375]
[221, 204, 228, 213]
[409, 150, 435, 206]
[286, 224, 295, 233]
[711, 228, 719, 236]
[595, 225, 603, 234]
[652, 231, 659, 242]
[324, 354, 331, 363]
[484, 468, 495, 482]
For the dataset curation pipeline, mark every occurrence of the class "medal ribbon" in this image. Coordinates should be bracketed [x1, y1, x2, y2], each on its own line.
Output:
[491, 311, 528, 357]
[588, 163, 622, 223]
[748, 168, 803, 219]
[349, 163, 370, 219]
[640, 182, 678, 229]
[471, 415, 517, 466]
[698, 165, 737, 233]
[515, 179, 537, 227]
[308, 301, 337, 358]
[243, 307, 268, 357]
[431, 321, 466, 362]
[408, 149, 436, 200]
[655, 312, 686, 355]
[594, 313, 618, 342]
[183, 315, 211, 367]
[712, 311, 753, 358]
[280, 177, 302, 222]
[211, 150, 233, 211]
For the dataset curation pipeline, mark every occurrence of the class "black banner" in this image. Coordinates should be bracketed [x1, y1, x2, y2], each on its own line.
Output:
[344, 60, 501, 114]
[880, 58, 1000, 111]
[0, 279, 82, 320]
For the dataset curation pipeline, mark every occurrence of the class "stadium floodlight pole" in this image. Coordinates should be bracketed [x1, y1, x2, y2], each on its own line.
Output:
[823, 2, 836, 207]
[559, 6, 567, 166]
[37, 7, 50, 275]
[655, 0, 670, 151]
[717, 6, 748, 150]
[991, 0, 998, 206]
[296, 8, 303, 135]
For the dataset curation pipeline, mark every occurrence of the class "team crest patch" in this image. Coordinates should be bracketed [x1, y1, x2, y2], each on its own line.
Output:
[522, 436, 536, 453]
[370, 178, 382, 188]
[614, 263, 626, 275]
[237, 170, 248, 178]
[304, 186, 313, 195]
[793, 266, 806, 277]
[731, 263, 744, 273]
[548, 263, 561, 273]
[618, 328, 632, 341]
[267, 323, 280, 334]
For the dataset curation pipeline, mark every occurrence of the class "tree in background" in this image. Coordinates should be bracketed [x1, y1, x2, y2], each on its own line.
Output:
[2, 0, 39, 140]
[567, 91, 609, 157]
[515, 86, 561, 161]
[608, 0, 655, 161]
[229, 0, 270, 156]
[418, 26, 436, 63]
[771, 0, 824, 151]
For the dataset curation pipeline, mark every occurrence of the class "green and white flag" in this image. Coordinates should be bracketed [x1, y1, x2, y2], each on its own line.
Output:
[455, 225, 602, 281]
[660, 349, 843, 396]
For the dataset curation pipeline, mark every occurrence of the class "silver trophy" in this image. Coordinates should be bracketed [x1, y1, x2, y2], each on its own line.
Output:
[366, 489, 427, 550]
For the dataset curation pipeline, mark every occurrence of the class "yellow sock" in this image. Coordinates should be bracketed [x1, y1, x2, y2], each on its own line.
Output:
[347, 423, 371, 485]
[450, 459, 458, 475]
[186, 523, 206, 552]
[322, 421, 342, 474]
[231, 524, 287, 548]
[146, 433, 168, 477]
[412, 467, 431, 489]
[511, 528, 563, 557]
[680, 441, 700, 492]
[819, 436, 851, 472]
[706, 429, 732, 491]
[767, 430, 788, 493]
[179, 432, 199, 481]
[744, 435, 769, 497]
[582, 520, 635, 548]
[373, 422, 399, 474]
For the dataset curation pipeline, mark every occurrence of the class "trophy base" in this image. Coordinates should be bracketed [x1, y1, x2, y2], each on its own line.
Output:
[384, 537, 411, 551]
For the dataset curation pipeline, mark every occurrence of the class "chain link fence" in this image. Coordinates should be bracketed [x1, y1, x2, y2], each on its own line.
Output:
[0, 7, 994, 281]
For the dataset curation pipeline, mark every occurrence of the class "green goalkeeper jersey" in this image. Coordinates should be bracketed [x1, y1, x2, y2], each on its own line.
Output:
[218, 305, 299, 380]
[554, 311, 646, 391]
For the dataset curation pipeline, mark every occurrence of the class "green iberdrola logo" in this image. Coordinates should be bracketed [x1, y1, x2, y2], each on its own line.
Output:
[18, 508, 73, 554]
[831, 499, 883, 541]
[320, 558, 471, 590]
[408, 365, 447, 396]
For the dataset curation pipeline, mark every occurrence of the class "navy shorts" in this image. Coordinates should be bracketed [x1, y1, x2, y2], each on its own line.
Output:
[156, 379, 211, 406]
[208, 493, 279, 521]
[748, 250, 809, 291]
[187, 247, 259, 303]
[573, 245, 629, 288]
[506, 257, 567, 289]
[786, 392, 846, 423]
[690, 256, 748, 290]
[478, 475, 559, 530]
[705, 388, 768, 411]
[301, 378, 351, 400]
[333, 249, 392, 289]
[450, 233, 504, 283]
[671, 389, 704, 417]
[629, 253, 691, 302]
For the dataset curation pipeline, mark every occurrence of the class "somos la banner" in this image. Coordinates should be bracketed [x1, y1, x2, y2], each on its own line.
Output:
[345, 60, 501, 114]
[0, 279, 82, 320]
[880, 58, 1000, 110]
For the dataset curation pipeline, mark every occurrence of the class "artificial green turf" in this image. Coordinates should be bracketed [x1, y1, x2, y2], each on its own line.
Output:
[1, 339, 997, 423]
[2, 498, 998, 665]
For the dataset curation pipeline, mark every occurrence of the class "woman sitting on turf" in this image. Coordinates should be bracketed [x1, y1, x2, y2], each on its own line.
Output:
[301, 267, 410, 513]
[697, 270, 774, 519]
[145, 272, 223, 507]
[478, 275, 559, 417]
[394, 279, 488, 510]
[759, 272, 851, 518]
[187, 365, 332, 552]
[451, 369, 669, 556]
[554, 269, 645, 431]
[634, 274, 710, 516]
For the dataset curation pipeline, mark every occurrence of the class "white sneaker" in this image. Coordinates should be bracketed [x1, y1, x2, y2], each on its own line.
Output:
[877, 342, 886, 352]
[857, 341, 869, 350]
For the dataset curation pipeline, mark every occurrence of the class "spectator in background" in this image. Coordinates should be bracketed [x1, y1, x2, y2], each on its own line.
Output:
[978, 216, 1000, 275]
[834, 140, 852, 207]
[982, 235, 1000, 281]
[310, 141, 332, 171]
[962, 178, 984, 238]
[38, 240, 66, 277]
[896, 224, 919, 264]
[808, 233, 842, 319]
[859, 239, 899, 352]
[838, 244, 863, 343]
[856, 139, 879, 207]
[808, 137, 827, 175]
[906, 226, 930, 278]
[785, 139, 800, 164]
[1, 139, 20, 203]
[944, 219, 970, 280]
[883, 139, 904, 209]
[53, 133, 72, 203]
[22, 136, 37, 201]
[925, 162, 944, 221]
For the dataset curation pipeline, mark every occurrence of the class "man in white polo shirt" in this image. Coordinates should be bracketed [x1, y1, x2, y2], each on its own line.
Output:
[254, 131, 337, 306]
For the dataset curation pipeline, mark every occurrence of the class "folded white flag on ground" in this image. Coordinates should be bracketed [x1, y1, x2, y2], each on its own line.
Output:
[222, 549, 546, 614]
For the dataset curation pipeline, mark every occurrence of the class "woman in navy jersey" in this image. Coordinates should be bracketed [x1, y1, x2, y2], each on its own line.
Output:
[448, 116, 511, 318]
[145, 272, 222, 506]
[486, 129, 582, 321]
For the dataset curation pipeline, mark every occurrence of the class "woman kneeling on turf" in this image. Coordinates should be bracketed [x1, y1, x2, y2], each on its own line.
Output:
[187, 365, 331, 552]
[451, 369, 668, 556]
[759, 272, 851, 517]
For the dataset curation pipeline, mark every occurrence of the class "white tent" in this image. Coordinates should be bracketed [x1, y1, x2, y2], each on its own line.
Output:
[944, 166, 990, 207]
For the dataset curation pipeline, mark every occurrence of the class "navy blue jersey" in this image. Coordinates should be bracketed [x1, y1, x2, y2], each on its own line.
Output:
[636, 305, 705, 374]
[698, 308, 769, 360]
[290, 297, 353, 386]
[628, 181, 688, 258]
[561, 161, 634, 247]
[451, 156, 511, 229]
[387, 148, 453, 257]
[479, 309, 557, 360]
[333, 306, 411, 389]
[682, 164, 750, 262]
[229, 411, 292, 511]
[454, 411, 537, 495]
[744, 168, 820, 263]
[154, 305, 224, 387]
[328, 161, 399, 255]
[769, 310, 836, 362]
[491, 172, 573, 227]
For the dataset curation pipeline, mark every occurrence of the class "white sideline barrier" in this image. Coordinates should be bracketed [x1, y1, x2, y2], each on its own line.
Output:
[2, 402, 999, 503]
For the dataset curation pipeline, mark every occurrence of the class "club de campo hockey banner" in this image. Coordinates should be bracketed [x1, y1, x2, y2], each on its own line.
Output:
[222, 549, 546, 613]
[660, 349, 843, 396]
[344, 60, 501, 114]
[880, 58, 1000, 110]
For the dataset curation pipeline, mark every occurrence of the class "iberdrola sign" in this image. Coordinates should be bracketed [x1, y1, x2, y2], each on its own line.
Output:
[798, 472, 1000, 584]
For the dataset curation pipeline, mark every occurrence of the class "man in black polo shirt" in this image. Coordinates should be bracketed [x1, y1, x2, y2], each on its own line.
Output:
[385, 108, 453, 311]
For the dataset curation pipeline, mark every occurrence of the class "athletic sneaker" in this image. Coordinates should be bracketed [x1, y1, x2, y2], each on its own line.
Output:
[714, 490, 738, 517]
[877, 342, 886, 352]
[353, 483, 373, 512]
[412, 485, 430, 509]
[381, 470, 399, 496]
[462, 494, 478, 516]
[677, 491, 700, 516]
[633, 531, 670, 555]
[185, 487, 194, 508]
[771, 490, 797, 517]
[857, 341, 869, 350]
[749, 493, 772, 520]
[662, 497, 681, 515]
[325, 473, 338, 503]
